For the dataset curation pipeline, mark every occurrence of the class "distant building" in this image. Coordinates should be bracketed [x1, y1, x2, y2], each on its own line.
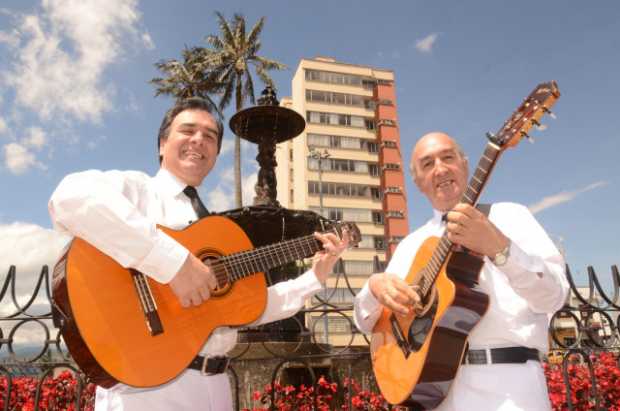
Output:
[275, 57, 409, 346]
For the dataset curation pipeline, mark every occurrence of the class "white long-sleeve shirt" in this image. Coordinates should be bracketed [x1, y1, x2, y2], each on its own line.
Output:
[49, 167, 323, 410]
[354, 202, 569, 354]
[354, 203, 569, 411]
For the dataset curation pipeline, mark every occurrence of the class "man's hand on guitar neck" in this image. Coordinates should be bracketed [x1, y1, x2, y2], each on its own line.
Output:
[311, 230, 350, 284]
[445, 203, 510, 259]
[368, 273, 422, 316]
[170, 253, 217, 308]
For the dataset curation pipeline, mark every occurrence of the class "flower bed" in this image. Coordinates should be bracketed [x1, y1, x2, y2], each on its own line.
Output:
[1, 354, 619, 410]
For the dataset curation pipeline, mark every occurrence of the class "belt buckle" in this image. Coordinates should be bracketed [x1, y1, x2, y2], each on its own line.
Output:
[201, 356, 230, 376]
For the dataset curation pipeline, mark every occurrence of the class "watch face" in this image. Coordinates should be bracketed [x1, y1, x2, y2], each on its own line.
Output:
[494, 253, 507, 266]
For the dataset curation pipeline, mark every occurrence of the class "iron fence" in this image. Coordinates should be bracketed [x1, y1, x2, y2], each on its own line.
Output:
[1, 263, 619, 410]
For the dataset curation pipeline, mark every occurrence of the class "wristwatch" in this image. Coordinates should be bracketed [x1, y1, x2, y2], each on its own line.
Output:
[492, 242, 511, 267]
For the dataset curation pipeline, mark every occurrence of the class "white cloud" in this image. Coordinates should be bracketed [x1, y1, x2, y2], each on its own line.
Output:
[0, 116, 6, 134]
[415, 33, 438, 53]
[242, 171, 258, 206]
[205, 167, 258, 212]
[219, 139, 234, 156]
[2, 0, 152, 123]
[0, 222, 70, 316]
[206, 185, 233, 212]
[529, 181, 609, 214]
[3, 142, 45, 174]
[23, 126, 47, 149]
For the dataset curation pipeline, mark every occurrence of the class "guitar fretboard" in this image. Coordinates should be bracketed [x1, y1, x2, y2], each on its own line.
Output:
[418, 143, 502, 297]
[209, 231, 332, 287]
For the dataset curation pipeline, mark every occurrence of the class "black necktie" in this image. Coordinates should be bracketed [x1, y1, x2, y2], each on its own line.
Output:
[183, 186, 210, 219]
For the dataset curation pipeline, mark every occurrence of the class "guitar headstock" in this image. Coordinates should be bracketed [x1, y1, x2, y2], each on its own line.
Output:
[489, 81, 560, 150]
[326, 221, 362, 248]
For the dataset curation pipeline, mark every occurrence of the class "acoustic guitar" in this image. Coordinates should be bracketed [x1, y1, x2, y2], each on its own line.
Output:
[370, 81, 561, 408]
[52, 215, 360, 388]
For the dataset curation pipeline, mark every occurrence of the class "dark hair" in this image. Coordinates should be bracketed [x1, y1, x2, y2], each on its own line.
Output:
[157, 97, 224, 163]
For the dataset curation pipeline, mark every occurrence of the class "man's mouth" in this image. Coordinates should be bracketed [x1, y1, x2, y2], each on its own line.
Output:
[183, 150, 204, 160]
[436, 179, 454, 189]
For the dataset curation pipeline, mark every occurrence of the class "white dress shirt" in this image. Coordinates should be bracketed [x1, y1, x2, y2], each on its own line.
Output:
[354, 202, 569, 411]
[49, 168, 324, 411]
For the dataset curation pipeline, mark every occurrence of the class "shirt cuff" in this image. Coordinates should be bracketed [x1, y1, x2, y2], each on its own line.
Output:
[134, 229, 189, 284]
[355, 284, 382, 322]
[294, 269, 324, 298]
[495, 240, 546, 288]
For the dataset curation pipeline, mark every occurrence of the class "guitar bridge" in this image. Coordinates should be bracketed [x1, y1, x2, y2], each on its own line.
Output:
[130, 269, 164, 336]
[390, 315, 412, 358]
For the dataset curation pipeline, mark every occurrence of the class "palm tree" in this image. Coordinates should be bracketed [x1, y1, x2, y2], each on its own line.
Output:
[201, 12, 286, 207]
[150, 47, 222, 114]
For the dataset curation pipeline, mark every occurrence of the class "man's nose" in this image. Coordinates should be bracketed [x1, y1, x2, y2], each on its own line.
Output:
[434, 159, 449, 173]
[190, 132, 204, 145]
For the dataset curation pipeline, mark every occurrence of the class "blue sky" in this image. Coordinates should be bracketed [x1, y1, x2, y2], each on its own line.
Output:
[0, 0, 618, 292]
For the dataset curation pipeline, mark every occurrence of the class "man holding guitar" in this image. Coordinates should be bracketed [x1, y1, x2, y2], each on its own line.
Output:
[49, 97, 350, 411]
[354, 132, 569, 410]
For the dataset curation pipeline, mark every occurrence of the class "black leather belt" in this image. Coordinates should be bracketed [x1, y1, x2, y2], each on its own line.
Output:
[188, 355, 230, 375]
[462, 346, 540, 365]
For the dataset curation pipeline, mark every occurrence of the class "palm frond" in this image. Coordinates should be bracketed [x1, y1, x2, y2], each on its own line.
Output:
[215, 11, 236, 49]
[233, 13, 246, 49]
[246, 16, 265, 48]
[219, 76, 235, 111]
[254, 55, 287, 71]
[243, 70, 256, 105]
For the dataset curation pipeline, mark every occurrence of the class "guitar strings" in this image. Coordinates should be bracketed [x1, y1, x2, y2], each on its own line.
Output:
[207, 226, 345, 286]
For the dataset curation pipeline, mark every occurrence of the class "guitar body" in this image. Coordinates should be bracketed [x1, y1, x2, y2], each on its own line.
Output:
[53, 216, 267, 388]
[370, 236, 489, 408]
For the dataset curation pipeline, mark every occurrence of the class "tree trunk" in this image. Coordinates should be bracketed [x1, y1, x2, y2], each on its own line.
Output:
[234, 79, 243, 208]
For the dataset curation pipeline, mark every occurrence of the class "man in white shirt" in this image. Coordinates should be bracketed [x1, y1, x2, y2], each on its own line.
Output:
[49, 97, 349, 411]
[354, 132, 568, 411]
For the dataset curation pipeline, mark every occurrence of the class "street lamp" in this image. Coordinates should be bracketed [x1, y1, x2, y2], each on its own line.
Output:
[308, 147, 331, 344]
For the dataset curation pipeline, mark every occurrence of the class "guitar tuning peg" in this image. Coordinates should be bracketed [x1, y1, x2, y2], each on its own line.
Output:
[536, 124, 548, 131]
[521, 130, 535, 143]
[542, 106, 557, 119]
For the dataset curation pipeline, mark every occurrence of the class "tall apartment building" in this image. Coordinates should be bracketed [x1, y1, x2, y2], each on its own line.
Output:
[275, 57, 409, 345]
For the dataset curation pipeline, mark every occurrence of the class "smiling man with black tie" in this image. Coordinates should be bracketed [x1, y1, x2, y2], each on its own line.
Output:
[49, 97, 349, 411]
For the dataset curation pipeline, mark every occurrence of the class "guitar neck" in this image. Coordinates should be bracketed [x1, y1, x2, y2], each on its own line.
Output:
[418, 142, 503, 297]
[210, 232, 328, 285]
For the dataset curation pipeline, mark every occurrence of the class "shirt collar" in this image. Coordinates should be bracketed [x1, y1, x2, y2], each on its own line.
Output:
[154, 168, 188, 198]
[431, 209, 446, 227]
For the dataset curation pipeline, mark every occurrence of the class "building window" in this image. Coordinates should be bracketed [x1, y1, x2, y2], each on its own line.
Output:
[374, 236, 386, 250]
[366, 142, 379, 153]
[386, 210, 404, 218]
[305, 69, 374, 88]
[358, 235, 387, 250]
[372, 211, 384, 224]
[378, 99, 393, 106]
[383, 163, 401, 171]
[370, 187, 382, 200]
[306, 111, 374, 130]
[308, 181, 379, 199]
[377, 119, 397, 127]
[306, 89, 369, 108]
[368, 163, 379, 177]
[382, 140, 397, 148]
[385, 186, 402, 194]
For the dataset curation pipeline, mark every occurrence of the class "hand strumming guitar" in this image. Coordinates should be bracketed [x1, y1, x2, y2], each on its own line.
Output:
[169, 253, 217, 308]
[369, 273, 422, 316]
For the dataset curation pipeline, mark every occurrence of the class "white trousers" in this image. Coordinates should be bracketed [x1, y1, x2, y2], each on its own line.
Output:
[436, 360, 552, 411]
[94, 370, 233, 411]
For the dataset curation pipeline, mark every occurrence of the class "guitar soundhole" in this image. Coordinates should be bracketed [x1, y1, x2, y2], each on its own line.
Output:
[408, 299, 438, 351]
[198, 249, 231, 294]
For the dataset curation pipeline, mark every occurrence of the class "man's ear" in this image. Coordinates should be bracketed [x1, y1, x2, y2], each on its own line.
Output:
[159, 138, 167, 157]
